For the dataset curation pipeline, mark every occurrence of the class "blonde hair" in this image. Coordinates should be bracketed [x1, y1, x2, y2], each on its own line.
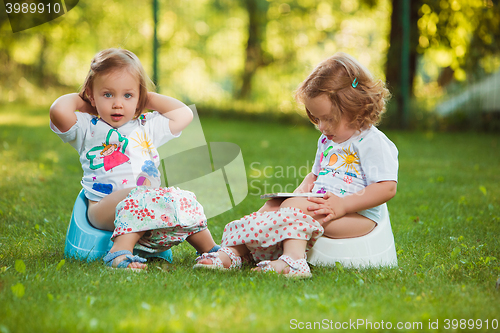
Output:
[295, 52, 390, 130]
[79, 48, 154, 118]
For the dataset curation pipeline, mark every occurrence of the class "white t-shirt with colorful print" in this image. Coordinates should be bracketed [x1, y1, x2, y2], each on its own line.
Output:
[311, 126, 398, 223]
[51, 112, 180, 201]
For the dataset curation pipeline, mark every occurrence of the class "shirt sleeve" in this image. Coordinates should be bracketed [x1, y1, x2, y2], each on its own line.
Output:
[357, 129, 399, 184]
[144, 111, 181, 148]
[50, 112, 92, 154]
[311, 135, 325, 176]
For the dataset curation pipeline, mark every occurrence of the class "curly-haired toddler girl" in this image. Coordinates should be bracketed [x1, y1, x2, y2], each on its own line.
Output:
[195, 52, 398, 277]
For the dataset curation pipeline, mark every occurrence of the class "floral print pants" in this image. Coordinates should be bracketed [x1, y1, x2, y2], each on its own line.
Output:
[111, 186, 208, 253]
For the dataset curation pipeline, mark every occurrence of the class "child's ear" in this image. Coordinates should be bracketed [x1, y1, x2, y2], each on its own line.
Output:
[86, 88, 95, 106]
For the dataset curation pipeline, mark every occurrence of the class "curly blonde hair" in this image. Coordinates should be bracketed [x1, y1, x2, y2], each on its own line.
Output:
[79, 48, 154, 118]
[295, 52, 390, 131]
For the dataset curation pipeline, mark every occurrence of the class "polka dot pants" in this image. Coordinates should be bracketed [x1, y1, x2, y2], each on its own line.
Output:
[221, 207, 324, 262]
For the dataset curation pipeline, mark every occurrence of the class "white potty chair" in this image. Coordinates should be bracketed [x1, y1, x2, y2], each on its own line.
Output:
[307, 204, 397, 268]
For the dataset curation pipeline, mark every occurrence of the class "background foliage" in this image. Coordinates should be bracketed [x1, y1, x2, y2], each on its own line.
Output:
[1, 0, 500, 129]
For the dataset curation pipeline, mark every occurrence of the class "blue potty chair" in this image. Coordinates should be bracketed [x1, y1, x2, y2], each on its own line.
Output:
[64, 190, 173, 263]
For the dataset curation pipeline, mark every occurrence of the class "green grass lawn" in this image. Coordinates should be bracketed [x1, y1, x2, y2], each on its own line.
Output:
[1, 104, 499, 332]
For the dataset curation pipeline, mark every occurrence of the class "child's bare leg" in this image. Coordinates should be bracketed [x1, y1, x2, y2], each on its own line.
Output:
[87, 188, 134, 231]
[186, 229, 218, 254]
[278, 197, 328, 221]
[258, 198, 286, 213]
[197, 245, 249, 268]
[253, 239, 307, 274]
[322, 214, 376, 238]
[109, 231, 146, 269]
[279, 196, 376, 238]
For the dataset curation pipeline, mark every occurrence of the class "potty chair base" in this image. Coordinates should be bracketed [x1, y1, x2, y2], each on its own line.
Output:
[307, 204, 397, 269]
[64, 190, 173, 263]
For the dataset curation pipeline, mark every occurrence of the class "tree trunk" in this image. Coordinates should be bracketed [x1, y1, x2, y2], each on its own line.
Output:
[385, 0, 420, 127]
[237, 0, 268, 100]
[37, 35, 48, 86]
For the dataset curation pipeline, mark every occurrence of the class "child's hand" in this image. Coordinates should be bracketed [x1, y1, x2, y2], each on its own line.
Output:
[307, 192, 347, 223]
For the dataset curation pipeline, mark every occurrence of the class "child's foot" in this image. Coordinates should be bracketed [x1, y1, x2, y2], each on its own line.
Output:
[196, 251, 231, 268]
[193, 247, 242, 270]
[113, 255, 147, 269]
[103, 250, 147, 270]
[252, 258, 291, 274]
[253, 255, 312, 278]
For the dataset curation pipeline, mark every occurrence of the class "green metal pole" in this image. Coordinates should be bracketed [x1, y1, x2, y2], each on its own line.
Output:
[401, 0, 410, 128]
[153, 0, 159, 91]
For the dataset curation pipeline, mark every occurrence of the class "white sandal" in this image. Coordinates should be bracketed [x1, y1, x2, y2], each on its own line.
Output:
[193, 247, 242, 270]
[256, 255, 312, 278]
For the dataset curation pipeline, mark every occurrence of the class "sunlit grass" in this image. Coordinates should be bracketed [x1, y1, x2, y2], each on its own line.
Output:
[1, 105, 499, 332]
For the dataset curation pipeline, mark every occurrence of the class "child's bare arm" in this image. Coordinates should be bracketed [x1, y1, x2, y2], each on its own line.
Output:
[146, 92, 193, 135]
[307, 181, 397, 222]
[293, 172, 317, 193]
[50, 93, 91, 132]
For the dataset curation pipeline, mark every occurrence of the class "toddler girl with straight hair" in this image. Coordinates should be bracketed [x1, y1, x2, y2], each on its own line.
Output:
[195, 52, 398, 277]
[50, 48, 219, 270]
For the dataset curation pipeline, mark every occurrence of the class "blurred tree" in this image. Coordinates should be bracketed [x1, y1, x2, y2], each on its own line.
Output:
[0, 0, 154, 104]
[7, 0, 498, 125]
[237, 0, 271, 99]
[386, 0, 500, 127]
[385, 0, 421, 127]
[418, 0, 500, 82]
[234, 0, 391, 107]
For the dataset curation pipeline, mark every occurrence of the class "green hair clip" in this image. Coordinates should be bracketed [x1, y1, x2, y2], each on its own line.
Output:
[352, 78, 359, 88]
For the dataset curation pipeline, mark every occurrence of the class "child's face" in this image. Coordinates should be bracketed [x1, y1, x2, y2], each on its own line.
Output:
[89, 69, 140, 128]
[304, 94, 357, 144]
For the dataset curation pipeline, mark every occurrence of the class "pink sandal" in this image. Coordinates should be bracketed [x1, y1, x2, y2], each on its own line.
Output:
[193, 247, 242, 270]
[256, 255, 312, 278]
